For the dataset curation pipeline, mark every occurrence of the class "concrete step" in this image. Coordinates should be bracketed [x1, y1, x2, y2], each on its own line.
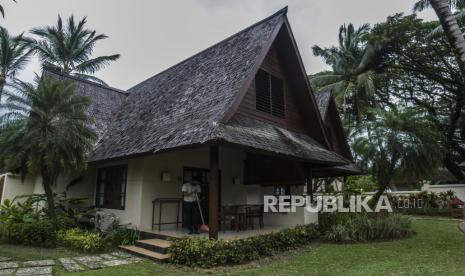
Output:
[135, 238, 171, 254]
[119, 245, 170, 262]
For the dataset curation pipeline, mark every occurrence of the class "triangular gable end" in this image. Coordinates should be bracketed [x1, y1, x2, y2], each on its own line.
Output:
[324, 97, 354, 161]
[221, 13, 330, 148]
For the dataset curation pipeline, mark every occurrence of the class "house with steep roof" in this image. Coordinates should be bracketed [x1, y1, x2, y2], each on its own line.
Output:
[0, 8, 358, 244]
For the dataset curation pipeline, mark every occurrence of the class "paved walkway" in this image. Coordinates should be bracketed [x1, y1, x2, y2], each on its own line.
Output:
[0, 251, 141, 275]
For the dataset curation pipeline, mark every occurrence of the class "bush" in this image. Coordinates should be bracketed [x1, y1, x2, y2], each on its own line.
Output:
[6, 220, 57, 247]
[104, 227, 140, 246]
[57, 228, 106, 253]
[320, 213, 414, 243]
[169, 224, 319, 268]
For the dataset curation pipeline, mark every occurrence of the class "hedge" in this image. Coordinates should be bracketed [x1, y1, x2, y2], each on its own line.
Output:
[169, 224, 320, 268]
[320, 213, 414, 243]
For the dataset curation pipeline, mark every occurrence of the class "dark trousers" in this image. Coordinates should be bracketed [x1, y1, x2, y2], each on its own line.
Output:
[183, 201, 199, 232]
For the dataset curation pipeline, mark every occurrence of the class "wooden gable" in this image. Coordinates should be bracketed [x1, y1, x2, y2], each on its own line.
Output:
[323, 99, 353, 161]
[230, 24, 329, 144]
[234, 44, 309, 134]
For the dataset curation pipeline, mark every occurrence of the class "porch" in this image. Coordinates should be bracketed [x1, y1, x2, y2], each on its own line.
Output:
[140, 225, 288, 240]
[91, 143, 345, 240]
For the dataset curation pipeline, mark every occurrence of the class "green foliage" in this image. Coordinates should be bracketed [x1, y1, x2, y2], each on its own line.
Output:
[0, 77, 97, 222]
[368, 14, 465, 181]
[0, 0, 17, 18]
[27, 15, 120, 85]
[5, 219, 57, 247]
[387, 190, 456, 209]
[311, 23, 383, 126]
[103, 227, 140, 246]
[320, 213, 414, 243]
[169, 224, 320, 268]
[57, 228, 106, 253]
[344, 175, 379, 193]
[352, 107, 443, 191]
[0, 25, 32, 101]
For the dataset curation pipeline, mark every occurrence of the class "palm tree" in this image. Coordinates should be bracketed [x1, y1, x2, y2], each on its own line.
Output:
[0, 0, 17, 18]
[311, 23, 381, 127]
[0, 77, 97, 223]
[414, 0, 465, 78]
[0, 27, 31, 102]
[28, 15, 120, 85]
[352, 107, 443, 196]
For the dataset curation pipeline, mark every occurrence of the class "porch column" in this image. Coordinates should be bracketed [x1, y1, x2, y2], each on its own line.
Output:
[306, 166, 313, 202]
[209, 146, 219, 240]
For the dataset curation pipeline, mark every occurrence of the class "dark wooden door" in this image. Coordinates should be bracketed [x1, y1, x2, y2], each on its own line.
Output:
[183, 167, 221, 223]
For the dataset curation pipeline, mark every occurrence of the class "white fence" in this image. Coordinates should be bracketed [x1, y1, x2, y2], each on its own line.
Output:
[364, 184, 465, 201]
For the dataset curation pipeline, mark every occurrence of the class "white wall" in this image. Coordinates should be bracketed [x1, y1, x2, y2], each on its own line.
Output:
[0, 173, 35, 203]
[1, 146, 319, 230]
[422, 184, 465, 201]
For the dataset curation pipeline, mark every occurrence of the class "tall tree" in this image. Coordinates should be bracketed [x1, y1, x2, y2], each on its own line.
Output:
[369, 14, 465, 181]
[28, 15, 120, 85]
[311, 23, 382, 128]
[0, 77, 97, 223]
[0, 27, 31, 102]
[414, 0, 465, 78]
[352, 107, 443, 195]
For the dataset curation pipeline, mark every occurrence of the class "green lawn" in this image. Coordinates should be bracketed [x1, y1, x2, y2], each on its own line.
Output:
[2, 218, 465, 275]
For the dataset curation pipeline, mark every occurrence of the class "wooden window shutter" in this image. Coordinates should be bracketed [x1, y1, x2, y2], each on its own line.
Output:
[255, 69, 271, 113]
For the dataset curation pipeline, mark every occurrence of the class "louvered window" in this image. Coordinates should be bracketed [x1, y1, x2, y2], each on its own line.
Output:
[255, 69, 285, 118]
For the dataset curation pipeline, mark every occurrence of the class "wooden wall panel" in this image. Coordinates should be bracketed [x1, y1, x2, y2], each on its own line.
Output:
[235, 45, 310, 135]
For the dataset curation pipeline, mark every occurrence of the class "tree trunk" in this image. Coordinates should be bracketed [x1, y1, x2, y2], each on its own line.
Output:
[41, 169, 57, 226]
[429, 0, 465, 78]
[0, 76, 5, 103]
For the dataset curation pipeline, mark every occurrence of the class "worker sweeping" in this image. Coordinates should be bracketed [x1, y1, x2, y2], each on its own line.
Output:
[182, 176, 203, 234]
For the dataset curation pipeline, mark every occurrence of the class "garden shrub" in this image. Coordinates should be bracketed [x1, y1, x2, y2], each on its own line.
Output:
[169, 224, 320, 268]
[103, 227, 140, 246]
[320, 213, 414, 243]
[7, 219, 57, 247]
[57, 228, 106, 253]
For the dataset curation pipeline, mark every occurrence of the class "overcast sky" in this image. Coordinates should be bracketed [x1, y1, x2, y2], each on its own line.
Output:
[2, 0, 436, 90]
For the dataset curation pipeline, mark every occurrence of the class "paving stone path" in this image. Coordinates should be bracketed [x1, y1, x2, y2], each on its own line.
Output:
[0, 251, 142, 275]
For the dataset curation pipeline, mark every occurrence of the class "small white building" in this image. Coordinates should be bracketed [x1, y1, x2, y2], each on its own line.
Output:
[1, 8, 358, 240]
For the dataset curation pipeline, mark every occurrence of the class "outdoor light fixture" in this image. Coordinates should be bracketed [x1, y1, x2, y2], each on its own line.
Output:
[161, 172, 171, 182]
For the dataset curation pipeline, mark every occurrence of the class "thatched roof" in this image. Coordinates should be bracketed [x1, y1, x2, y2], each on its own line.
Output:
[44, 8, 352, 167]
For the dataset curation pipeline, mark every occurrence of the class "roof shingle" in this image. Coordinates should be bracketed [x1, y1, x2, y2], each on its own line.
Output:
[43, 70, 128, 140]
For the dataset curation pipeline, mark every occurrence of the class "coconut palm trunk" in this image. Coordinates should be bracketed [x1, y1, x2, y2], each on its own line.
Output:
[0, 75, 5, 103]
[41, 167, 57, 225]
[429, 0, 465, 77]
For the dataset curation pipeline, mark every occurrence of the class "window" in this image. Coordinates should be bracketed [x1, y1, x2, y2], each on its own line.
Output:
[274, 185, 290, 197]
[255, 69, 285, 118]
[96, 165, 127, 210]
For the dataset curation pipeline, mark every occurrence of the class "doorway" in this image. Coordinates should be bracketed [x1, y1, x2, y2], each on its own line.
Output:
[183, 167, 221, 224]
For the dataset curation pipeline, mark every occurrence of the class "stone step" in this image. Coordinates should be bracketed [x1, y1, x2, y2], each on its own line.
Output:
[135, 239, 171, 254]
[119, 245, 170, 262]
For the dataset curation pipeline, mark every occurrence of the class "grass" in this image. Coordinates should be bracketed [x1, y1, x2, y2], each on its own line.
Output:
[2, 218, 465, 275]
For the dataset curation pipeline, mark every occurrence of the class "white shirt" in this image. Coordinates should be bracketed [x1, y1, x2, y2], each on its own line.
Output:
[182, 182, 201, 202]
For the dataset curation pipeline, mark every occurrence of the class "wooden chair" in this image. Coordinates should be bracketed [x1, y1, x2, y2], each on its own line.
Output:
[245, 204, 264, 229]
[219, 205, 240, 232]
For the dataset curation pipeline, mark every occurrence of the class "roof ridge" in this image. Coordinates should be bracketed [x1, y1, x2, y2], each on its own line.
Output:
[128, 6, 288, 92]
[43, 67, 128, 95]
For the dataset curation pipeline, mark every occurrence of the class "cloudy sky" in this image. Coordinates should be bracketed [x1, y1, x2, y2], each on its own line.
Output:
[2, 0, 436, 90]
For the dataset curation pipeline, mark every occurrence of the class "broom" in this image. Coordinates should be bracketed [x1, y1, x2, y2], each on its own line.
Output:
[195, 193, 210, 233]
